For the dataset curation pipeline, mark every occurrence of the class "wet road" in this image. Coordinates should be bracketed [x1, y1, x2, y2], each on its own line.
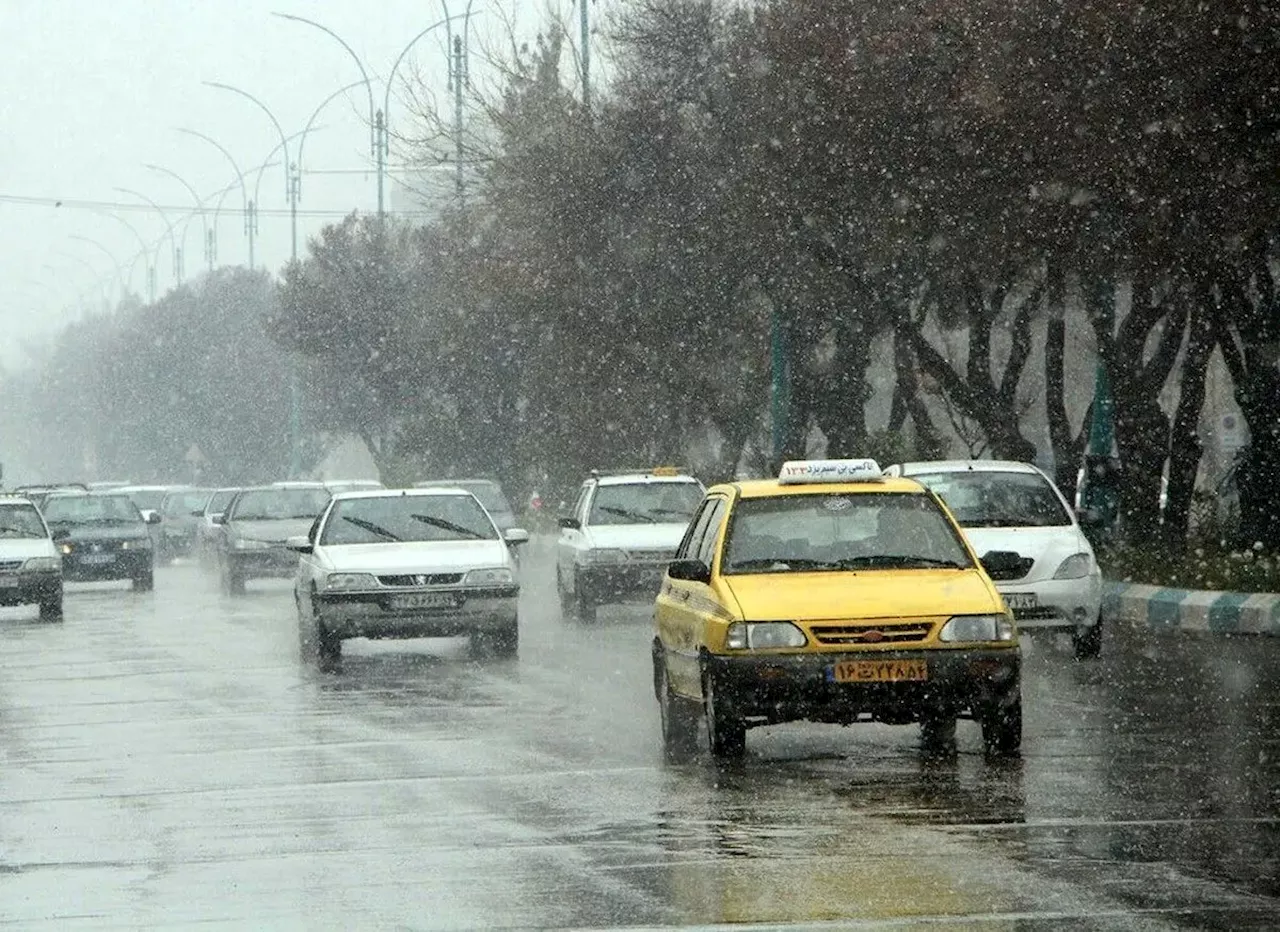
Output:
[1, 541, 1278, 930]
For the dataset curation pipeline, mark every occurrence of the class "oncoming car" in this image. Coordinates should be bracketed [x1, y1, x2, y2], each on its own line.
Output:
[886, 461, 1103, 659]
[0, 495, 63, 620]
[291, 489, 530, 664]
[652, 459, 1022, 762]
[557, 468, 704, 622]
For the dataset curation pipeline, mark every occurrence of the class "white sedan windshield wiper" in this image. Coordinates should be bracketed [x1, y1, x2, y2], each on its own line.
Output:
[341, 515, 401, 542]
[410, 513, 487, 540]
[599, 506, 657, 523]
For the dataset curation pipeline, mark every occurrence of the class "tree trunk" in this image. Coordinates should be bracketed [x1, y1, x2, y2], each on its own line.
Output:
[1162, 288, 1215, 547]
[891, 324, 942, 457]
[1043, 265, 1078, 500]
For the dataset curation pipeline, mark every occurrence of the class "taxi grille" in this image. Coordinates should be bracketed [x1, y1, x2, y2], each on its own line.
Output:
[377, 573, 463, 587]
[809, 621, 934, 646]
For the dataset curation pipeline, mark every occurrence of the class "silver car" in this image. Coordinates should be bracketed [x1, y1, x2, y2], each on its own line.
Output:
[290, 489, 529, 664]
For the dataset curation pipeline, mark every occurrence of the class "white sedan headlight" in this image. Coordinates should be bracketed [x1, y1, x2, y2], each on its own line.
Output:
[233, 538, 270, 550]
[464, 567, 514, 586]
[1053, 552, 1094, 580]
[726, 621, 807, 650]
[324, 572, 378, 590]
[582, 548, 626, 564]
[22, 557, 60, 572]
[939, 614, 1016, 643]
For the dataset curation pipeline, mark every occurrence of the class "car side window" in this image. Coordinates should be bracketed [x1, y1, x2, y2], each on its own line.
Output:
[696, 498, 728, 568]
[676, 498, 716, 561]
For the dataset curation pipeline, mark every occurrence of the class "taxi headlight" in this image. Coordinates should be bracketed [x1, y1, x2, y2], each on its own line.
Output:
[324, 572, 377, 590]
[121, 538, 151, 550]
[583, 548, 626, 564]
[22, 557, 60, 572]
[464, 567, 514, 586]
[726, 621, 807, 650]
[1053, 552, 1094, 580]
[939, 614, 1015, 643]
[233, 538, 270, 550]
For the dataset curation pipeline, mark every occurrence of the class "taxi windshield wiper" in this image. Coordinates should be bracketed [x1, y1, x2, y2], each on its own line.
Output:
[341, 515, 401, 541]
[835, 555, 966, 569]
[599, 506, 657, 523]
[411, 513, 487, 539]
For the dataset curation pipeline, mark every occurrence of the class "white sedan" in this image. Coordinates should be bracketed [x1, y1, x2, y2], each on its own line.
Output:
[290, 489, 529, 664]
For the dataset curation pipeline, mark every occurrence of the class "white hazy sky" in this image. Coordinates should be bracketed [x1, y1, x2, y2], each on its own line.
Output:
[0, 0, 590, 363]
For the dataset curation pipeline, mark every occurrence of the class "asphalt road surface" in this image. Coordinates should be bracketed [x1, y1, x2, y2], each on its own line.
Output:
[1, 540, 1278, 930]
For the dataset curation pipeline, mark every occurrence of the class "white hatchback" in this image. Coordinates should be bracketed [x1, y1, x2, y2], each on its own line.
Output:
[290, 489, 529, 664]
[884, 460, 1103, 658]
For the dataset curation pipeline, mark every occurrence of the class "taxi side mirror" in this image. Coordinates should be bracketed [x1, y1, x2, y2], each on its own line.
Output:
[667, 558, 711, 585]
[980, 550, 1026, 581]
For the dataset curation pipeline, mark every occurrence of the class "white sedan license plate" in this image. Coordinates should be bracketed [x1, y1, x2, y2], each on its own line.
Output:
[391, 592, 458, 611]
[81, 554, 116, 565]
[1004, 593, 1038, 611]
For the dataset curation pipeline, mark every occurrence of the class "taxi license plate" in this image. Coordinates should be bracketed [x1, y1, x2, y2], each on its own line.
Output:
[391, 592, 458, 610]
[81, 554, 116, 565]
[830, 659, 928, 684]
[1004, 593, 1038, 611]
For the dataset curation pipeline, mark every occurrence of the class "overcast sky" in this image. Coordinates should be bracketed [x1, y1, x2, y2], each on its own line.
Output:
[0, 0, 579, 364]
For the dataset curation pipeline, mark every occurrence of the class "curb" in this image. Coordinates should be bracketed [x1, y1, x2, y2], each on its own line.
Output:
[1102, 581, 1280, 636]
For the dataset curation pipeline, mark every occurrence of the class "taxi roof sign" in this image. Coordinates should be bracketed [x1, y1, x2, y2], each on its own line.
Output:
[778, 459, 883, 485]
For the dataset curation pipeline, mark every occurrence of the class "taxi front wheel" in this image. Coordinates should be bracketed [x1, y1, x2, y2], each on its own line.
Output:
[658, 663, 699, 763]
[979, 694, 1022, 757]
[702, 669, 746, 759]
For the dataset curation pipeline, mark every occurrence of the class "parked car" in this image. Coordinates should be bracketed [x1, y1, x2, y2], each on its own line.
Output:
[291, 488, 529, 664]
[42, 491, 159, 591]
[216, 484, 331, 594]
[0, 494, 63, 620]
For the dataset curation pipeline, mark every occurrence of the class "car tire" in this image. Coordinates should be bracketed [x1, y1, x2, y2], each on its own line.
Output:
[222, 563, 245, 596]
[658, 658, 699, 764]
[979, 692, 1022, 757]
[575, 588, 597, 624]
[473, 619, 519, 659]
[919, 711, 957, 756]
[38, 595, 64, 622]
[132, 569, 154, 592]
[702, 667, 745, 760]
[316, 622, 342, 666]
[1072, 619, 1103, 660]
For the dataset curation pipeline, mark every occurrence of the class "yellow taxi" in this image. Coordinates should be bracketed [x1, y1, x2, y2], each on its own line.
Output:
[651, 459, 1022, 761]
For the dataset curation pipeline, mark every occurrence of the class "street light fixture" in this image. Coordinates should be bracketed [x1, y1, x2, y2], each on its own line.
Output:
[68, 235, 129, 302]
[100, 211, 158, 303]
[114, 187, 183, 284]
[175, 128, 256, 269]
[145, 164, 212, 273]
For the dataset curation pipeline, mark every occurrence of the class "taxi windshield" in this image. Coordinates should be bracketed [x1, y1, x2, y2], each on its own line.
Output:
[911, 471, 1071, 528]
[589, 481, 702, 525]
[320, 494, 498, 545]
[722, 492, 972, 574]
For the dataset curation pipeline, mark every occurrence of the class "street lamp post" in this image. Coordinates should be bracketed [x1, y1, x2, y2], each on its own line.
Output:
[176, 128, 255, 269]
[68, 235, 128, 302]
[146, 164, 211, 273]
[274, 11, 463, 218]
[114, 187, 183, 284]
[102, 212, 158, 303]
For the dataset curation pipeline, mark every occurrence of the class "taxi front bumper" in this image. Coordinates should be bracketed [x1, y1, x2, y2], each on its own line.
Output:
[704, 647, 1020, 727]
[315, 586, 518, 640]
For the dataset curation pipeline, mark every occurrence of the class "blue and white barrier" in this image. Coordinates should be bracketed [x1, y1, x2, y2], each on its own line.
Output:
[1102, 581, 1280, 635]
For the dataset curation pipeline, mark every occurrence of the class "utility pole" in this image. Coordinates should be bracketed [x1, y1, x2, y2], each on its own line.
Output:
[453, 34, 465, 207]
[580, 0, 591, 112]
